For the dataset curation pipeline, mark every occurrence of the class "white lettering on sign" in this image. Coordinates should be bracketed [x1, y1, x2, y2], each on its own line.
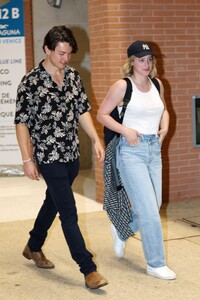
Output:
[0, 69, 9, 74]
[0, 7, 20, 19]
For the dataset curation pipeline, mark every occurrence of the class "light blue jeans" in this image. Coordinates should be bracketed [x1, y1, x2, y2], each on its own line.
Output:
[116, 134, 166, 268]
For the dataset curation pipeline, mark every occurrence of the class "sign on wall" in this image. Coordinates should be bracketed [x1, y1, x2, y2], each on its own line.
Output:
[0, 0, 26, 164]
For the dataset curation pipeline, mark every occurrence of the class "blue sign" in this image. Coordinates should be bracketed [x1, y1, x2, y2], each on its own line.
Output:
[0, 0, 24, 38]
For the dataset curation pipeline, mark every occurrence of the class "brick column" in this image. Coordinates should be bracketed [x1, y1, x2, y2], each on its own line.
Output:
[24, 0, 34, 71]
[88, 1, 134, 202]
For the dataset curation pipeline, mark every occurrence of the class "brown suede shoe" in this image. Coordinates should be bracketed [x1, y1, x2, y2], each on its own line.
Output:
[22, 244, 55, 269]
[85, 271, 108, 289]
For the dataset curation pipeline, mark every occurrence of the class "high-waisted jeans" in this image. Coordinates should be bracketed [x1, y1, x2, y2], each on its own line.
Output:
[116, 135, 166, 268]
[27, 159, 96, 275]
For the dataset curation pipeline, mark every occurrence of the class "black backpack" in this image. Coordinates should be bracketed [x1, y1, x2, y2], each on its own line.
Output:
[104, 77, 160, 146]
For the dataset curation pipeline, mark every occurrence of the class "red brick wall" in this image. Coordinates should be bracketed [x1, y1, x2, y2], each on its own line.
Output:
[88, 0, 200, 203]
[24, 0, 34, 71]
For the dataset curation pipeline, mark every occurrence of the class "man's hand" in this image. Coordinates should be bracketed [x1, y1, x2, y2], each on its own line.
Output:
[94, 140, 105, 163]
[79, 112, 105, 163]
[23, 161, 40, 181]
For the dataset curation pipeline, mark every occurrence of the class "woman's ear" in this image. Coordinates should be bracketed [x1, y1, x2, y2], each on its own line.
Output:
[130, 58, 134, 67]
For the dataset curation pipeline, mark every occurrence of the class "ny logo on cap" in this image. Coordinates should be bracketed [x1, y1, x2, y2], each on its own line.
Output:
[142, 44, 150, 50]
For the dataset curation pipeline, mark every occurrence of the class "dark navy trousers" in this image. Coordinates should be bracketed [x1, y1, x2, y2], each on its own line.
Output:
[28, 160, 96, 275]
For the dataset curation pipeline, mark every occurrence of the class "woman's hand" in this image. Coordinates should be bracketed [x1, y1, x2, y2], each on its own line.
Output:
[158, 127, 168, 144]
[122, 126, 142, 146]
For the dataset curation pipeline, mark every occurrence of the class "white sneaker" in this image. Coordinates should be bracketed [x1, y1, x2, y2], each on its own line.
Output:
[147, 265, 176, 280]
[110, 224, 125, 258]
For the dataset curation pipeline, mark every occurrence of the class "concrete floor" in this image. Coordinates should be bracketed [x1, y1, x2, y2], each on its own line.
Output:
[0, 170, 200, 300]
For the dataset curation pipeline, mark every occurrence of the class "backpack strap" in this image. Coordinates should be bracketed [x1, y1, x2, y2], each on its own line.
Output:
[123, 77, 133, 104]
[120, 77, 132, 121]
[104, 77, 132, 146]
[151, 77, 160, 94]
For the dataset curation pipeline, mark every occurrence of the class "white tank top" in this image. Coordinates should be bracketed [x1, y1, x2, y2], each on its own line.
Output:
[122, 77, 164, 134]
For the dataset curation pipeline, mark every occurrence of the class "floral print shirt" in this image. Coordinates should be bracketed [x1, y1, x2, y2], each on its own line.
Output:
[14, 61, 91, 164]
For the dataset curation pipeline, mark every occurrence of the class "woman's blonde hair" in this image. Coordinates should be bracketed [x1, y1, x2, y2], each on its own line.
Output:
[122, 55, 157, 78]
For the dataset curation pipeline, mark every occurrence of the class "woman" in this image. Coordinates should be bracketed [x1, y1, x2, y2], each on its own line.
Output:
[97, 40, 176, 280]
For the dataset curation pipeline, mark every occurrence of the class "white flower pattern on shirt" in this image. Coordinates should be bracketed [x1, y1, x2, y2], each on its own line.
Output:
[14, 61, 91, 164]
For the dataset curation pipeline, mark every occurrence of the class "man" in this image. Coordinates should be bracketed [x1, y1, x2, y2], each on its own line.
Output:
[14, 25, 108, 289]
